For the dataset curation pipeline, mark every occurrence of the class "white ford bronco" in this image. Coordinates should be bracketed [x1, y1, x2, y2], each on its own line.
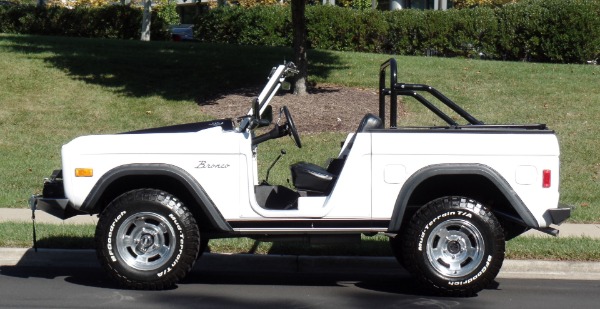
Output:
[30, 59, 570, 296]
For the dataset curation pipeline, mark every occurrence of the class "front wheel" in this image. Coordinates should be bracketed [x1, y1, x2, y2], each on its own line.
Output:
[95, 189, 200, 290]
[400, 196, 505, 296]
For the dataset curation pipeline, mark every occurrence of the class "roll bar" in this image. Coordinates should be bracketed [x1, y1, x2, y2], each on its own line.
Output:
[379, 58, 484, 128]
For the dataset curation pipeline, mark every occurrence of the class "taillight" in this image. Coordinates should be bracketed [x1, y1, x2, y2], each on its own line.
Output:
[542, 169, 551, 188]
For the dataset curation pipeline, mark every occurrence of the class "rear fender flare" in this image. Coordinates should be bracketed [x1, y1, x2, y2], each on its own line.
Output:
[388, 163, 538, 232]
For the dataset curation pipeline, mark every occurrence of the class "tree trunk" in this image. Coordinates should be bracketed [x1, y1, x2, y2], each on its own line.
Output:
[291, 0, 308, 96]
[140, 0, 152, 42]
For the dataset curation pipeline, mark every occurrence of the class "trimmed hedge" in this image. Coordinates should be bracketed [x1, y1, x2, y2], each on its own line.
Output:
[306, 6, 388, 53]
[2, 1, 599, 63]
[196, 5, 292, 46]
[495, 0, 600, 63]
[194, 0, 600, 63]
[0, 5, 170, 40]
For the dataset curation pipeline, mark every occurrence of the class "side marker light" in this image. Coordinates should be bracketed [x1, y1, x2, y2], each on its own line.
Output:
[75, 168, 93, 177]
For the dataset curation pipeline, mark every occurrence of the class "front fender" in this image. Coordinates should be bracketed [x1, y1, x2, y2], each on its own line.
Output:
[80, 163, 232, 232]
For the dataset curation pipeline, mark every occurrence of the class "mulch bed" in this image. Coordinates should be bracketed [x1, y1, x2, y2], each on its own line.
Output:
[198, 85, 385, 134]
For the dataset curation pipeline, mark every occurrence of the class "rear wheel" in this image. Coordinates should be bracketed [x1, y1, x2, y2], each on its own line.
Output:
[95, 189, 200, 290]
[400, 196, 505, 296]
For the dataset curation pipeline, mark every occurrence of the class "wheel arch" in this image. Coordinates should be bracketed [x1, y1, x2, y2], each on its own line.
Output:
[388, 163, 538, 233]
[81, 163, 232, 233]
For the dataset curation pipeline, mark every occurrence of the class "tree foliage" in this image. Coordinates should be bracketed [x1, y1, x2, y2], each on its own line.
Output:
[237, 0, 279, 7]
[453, 0, 516, 8]
[193, 1, 600, 63]
[0, 4, 171, 40]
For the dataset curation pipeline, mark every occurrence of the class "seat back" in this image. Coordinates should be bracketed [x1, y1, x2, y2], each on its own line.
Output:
[290, 114, 383, 196]
[344, 113, 383, 152]
[356, 113, 384, 133]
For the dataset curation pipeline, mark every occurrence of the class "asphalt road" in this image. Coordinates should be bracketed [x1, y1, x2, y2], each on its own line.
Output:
[1, 265, 599, 309]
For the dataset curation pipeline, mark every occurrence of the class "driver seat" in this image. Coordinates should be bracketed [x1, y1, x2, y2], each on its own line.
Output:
[290, 113, 383, 196]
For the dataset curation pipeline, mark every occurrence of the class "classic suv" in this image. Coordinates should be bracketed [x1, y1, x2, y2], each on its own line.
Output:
[31, 59, 570, 296]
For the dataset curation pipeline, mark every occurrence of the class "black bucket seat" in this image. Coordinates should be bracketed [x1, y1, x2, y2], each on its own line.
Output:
[290, 113, 383, 196]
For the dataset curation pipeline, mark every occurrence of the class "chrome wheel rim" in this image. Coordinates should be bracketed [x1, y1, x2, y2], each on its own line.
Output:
[426, 219, 485, 278]
[116, 212, 177, 271]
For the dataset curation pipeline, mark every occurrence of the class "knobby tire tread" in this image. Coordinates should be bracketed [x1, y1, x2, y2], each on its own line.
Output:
[400, 196, 505, 297]
[95, 189, 200, 290]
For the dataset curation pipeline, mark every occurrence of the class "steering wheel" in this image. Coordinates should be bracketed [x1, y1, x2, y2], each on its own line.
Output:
[282, 106, 302, 148]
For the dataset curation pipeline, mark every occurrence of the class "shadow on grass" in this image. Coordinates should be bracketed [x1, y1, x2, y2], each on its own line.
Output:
[1, 34, 346, 103]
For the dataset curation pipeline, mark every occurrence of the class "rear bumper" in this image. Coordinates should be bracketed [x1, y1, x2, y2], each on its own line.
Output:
[548, 203, 572, 225]
[533, 203, 573, 236]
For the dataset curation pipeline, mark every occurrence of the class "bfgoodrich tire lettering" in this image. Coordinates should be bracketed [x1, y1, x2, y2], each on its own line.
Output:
[401, 196, 505, 296]
[95, 189, 200, 290]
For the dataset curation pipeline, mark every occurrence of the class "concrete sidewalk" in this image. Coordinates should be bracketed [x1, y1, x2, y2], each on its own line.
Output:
[1, 208, 599, 238]
[0, 208, 98, 225]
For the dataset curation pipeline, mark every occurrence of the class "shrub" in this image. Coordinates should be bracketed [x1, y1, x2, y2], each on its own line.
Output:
[0, 4, 170, 40]
[305, 5, 360, 51]
[194, 1, 600, 63]
[496, 0, 600, 63]
[3, 0, 599, 63]
[155, 0, 180, 26]
[448, 7, 499, 58]
[237, 0, 279, 7]
[195, 5, 291, 46]
[453, 0, 515, 9]
[237, 5, 291, 46]
[197, 6, 387, 53]
[383, 9, 424, 55]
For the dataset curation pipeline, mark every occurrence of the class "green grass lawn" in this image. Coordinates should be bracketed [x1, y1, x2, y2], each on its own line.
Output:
[0, 33, 599, 223]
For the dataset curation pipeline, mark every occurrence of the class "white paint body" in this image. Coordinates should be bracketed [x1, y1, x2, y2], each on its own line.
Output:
[61, 124, 561, 229]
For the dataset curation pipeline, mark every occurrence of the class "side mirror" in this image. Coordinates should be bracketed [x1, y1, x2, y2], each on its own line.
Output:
[281, 81, 292, 91]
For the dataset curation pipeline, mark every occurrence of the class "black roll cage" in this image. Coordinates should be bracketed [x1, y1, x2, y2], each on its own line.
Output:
[379, 58, 484, 128]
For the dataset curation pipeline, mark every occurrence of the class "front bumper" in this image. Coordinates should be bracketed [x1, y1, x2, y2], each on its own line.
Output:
[29, 194, 79, 220]
[29, 169, 84, 220]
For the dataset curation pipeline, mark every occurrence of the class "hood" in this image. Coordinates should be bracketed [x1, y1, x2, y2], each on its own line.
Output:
[123, 119, 234, 134]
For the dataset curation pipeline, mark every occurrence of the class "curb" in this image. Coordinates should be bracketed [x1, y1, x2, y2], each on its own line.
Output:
[499, 259, 600, 281]
[2, 248, 600, 281]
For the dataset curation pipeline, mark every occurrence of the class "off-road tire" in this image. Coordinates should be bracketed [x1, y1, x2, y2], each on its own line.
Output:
[95, 189, 200, 290]
[401, 196, 505, 296]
